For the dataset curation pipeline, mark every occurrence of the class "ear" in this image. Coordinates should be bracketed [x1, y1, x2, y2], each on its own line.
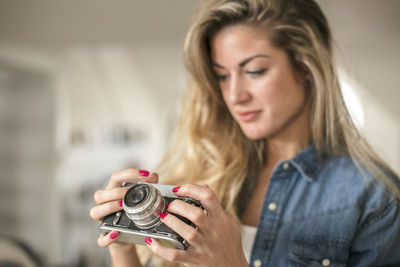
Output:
[299, 63, 312, 82]
[296, 63, 313, 94]
[293, 62, 311, 87]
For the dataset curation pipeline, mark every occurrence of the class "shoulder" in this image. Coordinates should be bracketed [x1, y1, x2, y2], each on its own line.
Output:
[291, 146, 399, 211]
[282, 154, 400, 266]
[282, 149, 400, 265]
[316, 155, 399, 214]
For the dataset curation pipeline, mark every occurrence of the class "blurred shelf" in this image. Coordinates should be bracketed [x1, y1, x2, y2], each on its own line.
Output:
[63, 143, 147, 163]
[56, 142, 154, 191]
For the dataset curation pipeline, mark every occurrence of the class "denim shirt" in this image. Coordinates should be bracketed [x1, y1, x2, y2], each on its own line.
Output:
[249, 145, 400, 267]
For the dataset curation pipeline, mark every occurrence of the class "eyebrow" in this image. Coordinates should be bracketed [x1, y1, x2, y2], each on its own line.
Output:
[213, 54, 271, 69]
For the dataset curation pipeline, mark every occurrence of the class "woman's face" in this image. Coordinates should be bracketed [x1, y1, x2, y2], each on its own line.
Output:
[211, 24, 309, 140]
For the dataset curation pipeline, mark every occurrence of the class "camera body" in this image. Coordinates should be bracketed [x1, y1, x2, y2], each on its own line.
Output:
[99, 181, 202, 250]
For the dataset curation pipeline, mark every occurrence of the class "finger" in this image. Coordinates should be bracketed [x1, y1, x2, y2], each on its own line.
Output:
[168, 199, 208, 229]
[105, 169, 152, 189]
[172, 184, 222, 217]
[145, 237, 186, 263]
[90, 200, 122, 222]
[94, 187, 130, 205]
[145, 172, 159, 184]
[160, 212, 202, 246]
[97, 231, 119, 248]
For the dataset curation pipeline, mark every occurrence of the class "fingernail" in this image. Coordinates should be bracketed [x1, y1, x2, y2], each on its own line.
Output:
[118, 200, 122, 207]
[139, 170, 150, 177]
[172, 186, 180, 193]
[110, 232, 118, 240]
[160, 212, 168, 219]
[145, 237, 152, 245]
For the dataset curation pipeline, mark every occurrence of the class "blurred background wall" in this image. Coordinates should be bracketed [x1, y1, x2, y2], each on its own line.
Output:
[0, 0, 399, 266]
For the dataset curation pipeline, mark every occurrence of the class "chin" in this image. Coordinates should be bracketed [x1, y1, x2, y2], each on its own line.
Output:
[242, 129, 269, 140]
[241, 124, 278, 140]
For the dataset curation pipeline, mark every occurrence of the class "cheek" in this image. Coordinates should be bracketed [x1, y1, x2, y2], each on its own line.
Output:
[257, 74, 305, 114]
[255, 77, 285, 106]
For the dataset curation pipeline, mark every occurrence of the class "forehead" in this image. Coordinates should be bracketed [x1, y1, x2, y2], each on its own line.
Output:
[210, 24, 277, 63]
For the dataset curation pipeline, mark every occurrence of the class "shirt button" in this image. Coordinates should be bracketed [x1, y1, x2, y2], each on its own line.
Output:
[322, 259, 331, 266]
[268, 202, 277, 211]
[253, 259, 262, 267]
[282, 162, 290, 170]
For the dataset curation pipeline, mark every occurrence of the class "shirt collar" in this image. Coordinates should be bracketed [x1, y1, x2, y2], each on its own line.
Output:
[288, 144, 322, 182]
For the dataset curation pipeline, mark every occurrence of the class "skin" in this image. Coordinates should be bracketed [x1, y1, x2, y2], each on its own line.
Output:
[89, 24, 311, 267]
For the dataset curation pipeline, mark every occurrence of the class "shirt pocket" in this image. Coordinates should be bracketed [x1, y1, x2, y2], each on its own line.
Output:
[287, 235, 350, 267]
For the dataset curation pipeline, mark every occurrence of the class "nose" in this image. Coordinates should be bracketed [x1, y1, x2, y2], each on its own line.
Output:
[226, 74, 250, 104]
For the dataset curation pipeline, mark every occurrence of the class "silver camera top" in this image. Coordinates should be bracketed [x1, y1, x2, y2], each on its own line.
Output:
[122, 180, 178, 198]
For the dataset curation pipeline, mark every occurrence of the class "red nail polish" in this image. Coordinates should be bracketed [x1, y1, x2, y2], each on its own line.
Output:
[145, 237, 152, 245]
[139, 170, 150, 177]
[160, 212, 168, 219]
[172, 186, 180, 193]
[110, 232, 118, 240]
[166, 203, 170, 209]
[118, 200, 123, 207]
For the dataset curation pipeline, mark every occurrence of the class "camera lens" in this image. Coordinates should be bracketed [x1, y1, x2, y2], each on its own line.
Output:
[125, 184, 148, 207]
[123, 182, 165, 229]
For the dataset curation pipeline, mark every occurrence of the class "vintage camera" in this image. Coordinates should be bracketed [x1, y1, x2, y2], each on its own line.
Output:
[99, 181, 203, 250]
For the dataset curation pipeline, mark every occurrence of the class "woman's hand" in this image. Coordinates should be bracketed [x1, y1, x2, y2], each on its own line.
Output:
[89, 169, 158, 248]
[144, 184, 249, 267]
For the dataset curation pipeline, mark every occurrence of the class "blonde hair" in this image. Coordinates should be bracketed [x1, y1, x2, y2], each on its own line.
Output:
[139, 0, 400, 266]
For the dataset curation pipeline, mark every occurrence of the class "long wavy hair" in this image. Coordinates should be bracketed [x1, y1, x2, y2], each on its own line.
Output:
[139, 0, 400, 266]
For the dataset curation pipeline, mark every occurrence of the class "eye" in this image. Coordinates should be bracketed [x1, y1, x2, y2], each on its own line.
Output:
[214, 73, 229, 82]
[246, 69, 267, 77]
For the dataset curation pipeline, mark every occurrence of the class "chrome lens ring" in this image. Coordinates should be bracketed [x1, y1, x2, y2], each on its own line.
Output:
[123, 183, 166, 229]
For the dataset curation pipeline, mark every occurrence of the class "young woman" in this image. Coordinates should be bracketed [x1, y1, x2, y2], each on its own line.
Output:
[90, 0, 400, 266]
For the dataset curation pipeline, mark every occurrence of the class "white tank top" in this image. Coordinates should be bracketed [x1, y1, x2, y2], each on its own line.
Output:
[241, 224, 258, 263]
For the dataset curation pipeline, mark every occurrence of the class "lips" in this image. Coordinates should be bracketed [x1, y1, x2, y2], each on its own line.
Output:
[237, 110, 262, 122]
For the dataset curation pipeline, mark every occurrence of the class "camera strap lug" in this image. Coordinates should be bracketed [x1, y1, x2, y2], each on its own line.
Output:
[113, 211, 122, 225]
